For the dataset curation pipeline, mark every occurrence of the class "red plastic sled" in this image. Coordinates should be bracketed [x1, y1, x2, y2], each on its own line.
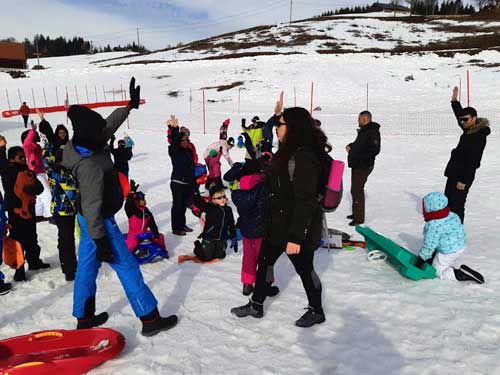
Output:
[0, 328, 125, 375]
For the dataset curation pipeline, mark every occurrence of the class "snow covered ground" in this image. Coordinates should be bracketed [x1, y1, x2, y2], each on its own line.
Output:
[0, 46, 499, 374]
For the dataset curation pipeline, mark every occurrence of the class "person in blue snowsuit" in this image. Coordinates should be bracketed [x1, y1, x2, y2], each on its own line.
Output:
[62, 77, 177, 337]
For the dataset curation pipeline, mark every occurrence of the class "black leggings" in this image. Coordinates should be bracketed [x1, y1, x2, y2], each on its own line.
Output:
[170, 182, 193, 231]
[54, 214, 77, 276]
[252, 240, 322, 309]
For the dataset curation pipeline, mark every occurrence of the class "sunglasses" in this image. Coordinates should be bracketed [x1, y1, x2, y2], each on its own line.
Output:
[459, 116, 472, 123]
[212, 195, 227, 200]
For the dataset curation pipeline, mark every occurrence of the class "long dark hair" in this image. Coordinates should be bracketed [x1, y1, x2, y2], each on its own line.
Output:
[275, 107, 329, 169]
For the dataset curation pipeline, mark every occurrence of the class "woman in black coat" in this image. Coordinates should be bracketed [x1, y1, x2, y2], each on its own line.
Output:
[231, 106, 327, 328]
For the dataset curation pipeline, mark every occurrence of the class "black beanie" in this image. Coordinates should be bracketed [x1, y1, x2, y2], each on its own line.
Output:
[67, 105, 107, 149]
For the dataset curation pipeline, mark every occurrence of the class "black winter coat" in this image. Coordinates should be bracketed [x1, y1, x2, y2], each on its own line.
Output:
[347, 122, 381, 169]
[0, 147, 43, 213]
[444, 101, 491, 186]
[168, 127, 195, 185]
[232, 182, 270, 239]
[193, 194, 236, 241]
[266, 148, 323, 251]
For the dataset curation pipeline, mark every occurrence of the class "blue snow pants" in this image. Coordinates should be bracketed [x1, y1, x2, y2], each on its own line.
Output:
[73, 214, 158, 318]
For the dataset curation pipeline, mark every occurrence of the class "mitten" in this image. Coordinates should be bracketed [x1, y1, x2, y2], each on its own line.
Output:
[128, 77, 141, 109]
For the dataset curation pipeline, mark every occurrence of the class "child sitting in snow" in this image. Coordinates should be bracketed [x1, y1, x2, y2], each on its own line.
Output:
[125, 180, 165, 253]
[415, 192, 483, 283]
[192, 186, 237, 262]
[204, 137, 234, 189]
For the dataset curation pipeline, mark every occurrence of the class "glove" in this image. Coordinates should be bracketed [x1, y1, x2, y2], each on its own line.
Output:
[229, 238, 238, 253]
[241, 118, 246, 126]
[237, 135, 245, 148]
[129, 77, 141, 109]
[130, 179, 139, 194]
[94, 237, 115, 263]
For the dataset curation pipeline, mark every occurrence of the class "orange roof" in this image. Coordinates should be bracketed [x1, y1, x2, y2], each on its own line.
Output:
[0, 42, 26, 61]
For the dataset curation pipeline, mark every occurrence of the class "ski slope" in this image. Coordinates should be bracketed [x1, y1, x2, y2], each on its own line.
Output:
[0, 44, 499, 375]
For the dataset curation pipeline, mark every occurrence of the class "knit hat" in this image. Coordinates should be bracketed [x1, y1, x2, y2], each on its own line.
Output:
[227, 137, 235, 147]
[67, 105, 107, 149]
[180, 126, 190, 137]
[251, 116, 259, 122]
[118, 139, 126, 147]
[208, 149, 218, 157]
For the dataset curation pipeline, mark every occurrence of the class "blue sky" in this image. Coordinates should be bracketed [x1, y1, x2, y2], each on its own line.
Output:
[1, 0, 375, 50]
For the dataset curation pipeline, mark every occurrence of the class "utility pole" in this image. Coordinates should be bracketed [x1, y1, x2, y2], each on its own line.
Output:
[35, 35, 40, 66]
[289, 0, 293, 23]
[136, 27, 140, 49]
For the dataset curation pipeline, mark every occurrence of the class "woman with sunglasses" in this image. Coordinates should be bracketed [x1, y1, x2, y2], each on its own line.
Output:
[231, 97, 329, 328]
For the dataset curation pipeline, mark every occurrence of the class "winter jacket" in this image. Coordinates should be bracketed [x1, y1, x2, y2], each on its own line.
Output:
[203, 140, 233, 166]
[263, 115, 278, 146]
[19, 104, 30, 116]
[168, 127, 195, 185]
[444, 101, 490, 186]
[419, 192, 466, 261]
[231, 174, 269, 239]
[347, 122, 381, 169]
[193, 194, 236, 241]
[39, 121, 78, 216]
[267, 147, 323, 251]
[206, 152, 222, 178]
[124, 197, 160, 237]
[62, 107, 130, 239]
[242, 122, 264, 149]
[0, 147, 44, 214]
[23, 129, 46, 174]
[110, 138, 133, 175]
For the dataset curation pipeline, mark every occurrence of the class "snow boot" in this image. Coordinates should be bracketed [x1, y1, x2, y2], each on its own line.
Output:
[29, 259, 51, 270]
[267, 285, 280, 297]
[242, 284, 254, 296]
[454, 265, 484, 284]
[13, 265, 27, 282]
[0, 282, 13, 295]
[76, 297, 109, 329]
[230, 299, 263, 318]
[295, 306, 325, 328]
[140, 307, 178, 337]
[183, 225, 194, 233]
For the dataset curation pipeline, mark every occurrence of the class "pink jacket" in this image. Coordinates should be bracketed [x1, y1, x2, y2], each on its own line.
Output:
[23, 129, 45, 174]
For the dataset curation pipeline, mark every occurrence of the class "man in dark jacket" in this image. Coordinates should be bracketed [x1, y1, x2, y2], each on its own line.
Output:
[109, 135, 133, 177]
[444, 87, 490, 223]
[62, 77, 177, 337]
[346, 111, 381, 226]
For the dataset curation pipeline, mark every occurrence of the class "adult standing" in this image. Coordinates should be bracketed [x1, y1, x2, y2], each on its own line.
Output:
[168, 115, 195, 236]
[231, 105, 327, 328]
[19, 102, 30, 128]
[345, 111, 381, 226]
[444, 86, 490, 223]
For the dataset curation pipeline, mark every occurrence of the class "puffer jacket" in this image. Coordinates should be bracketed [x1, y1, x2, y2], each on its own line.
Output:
[445, 101, 490, 186]
[347, 122, 381, 169]
[419, 192, 466, 261]
[168, 127, 195, 185]
[231, 174, 269, 239]
[193, 194, 236, 241]
[267, 147, 323, 251]
[23, 129, 45, 174]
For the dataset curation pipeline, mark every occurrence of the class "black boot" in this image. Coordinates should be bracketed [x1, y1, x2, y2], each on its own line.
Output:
[140, 307, 178, 337]
[0, 282, 13, 295]
[454, 265, 484, 284]
[14, 265, 27, 282]
[76, 297, 109, 329]
[267, 285, 280, 297]
[230, 299, 263, 318]
[295, 306, 325, 328]
[28, 259, 51, 270]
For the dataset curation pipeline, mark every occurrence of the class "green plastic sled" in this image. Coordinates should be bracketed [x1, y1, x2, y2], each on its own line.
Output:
[355, 226, 436, 281]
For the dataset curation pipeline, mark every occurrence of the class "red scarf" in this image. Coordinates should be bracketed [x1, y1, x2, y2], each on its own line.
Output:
[422, 201, 450, 222]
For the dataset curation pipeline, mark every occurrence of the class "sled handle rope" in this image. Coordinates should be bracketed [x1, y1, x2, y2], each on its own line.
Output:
[367, 250, 387, 263]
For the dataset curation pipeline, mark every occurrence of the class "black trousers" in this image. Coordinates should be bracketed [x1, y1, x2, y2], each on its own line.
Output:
[350, 166, 373, 222]
[54, 214, 77, 276]
[252, 240, 322, 309]
[22, 115, 29, 127]
[170, 182, 192, 231]
[8, 212, 41, 266]
[445, 177, 471, 223]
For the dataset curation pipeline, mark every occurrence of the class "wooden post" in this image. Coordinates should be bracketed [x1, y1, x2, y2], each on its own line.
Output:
[17, 89, 22, 105]
[202, 89, 206, 135]
[31, 88, 36, 108]
[103, 86, 107, 102]
[56, 87, 59, 105]
[75, 85, 79, 104]
[85, 85, 90, 103]
[94, 86, 98, 103]
[5, 89, 11, 110]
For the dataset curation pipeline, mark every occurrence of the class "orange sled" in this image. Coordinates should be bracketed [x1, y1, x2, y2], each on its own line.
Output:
[0, 328, 125, 375]
[2, 225, 24, 270]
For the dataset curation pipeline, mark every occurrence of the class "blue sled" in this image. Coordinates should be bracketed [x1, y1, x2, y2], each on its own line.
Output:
[124, 232, 169, 265]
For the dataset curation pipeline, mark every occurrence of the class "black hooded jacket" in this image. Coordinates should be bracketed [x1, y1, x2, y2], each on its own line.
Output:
[347, 122, 381, 169]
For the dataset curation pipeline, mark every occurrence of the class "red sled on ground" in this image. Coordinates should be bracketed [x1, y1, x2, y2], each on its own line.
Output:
[0, 328, 125, 375]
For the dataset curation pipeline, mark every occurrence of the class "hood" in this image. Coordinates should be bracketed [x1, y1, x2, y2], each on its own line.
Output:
[68, 105, 107, 150]
[55, 124, 70, 148]
[61, 140, 90, 170]
[239, 174, 265, 190]
[466, 118, 491, 136]
[423, 192, 448, 213]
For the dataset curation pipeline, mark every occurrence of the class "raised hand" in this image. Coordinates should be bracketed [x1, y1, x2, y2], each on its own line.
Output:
[274, 91, 284, 115]
[37, 109, 45, 121]
[452, 86, 459, 102]
[166, 114, 179, 128]
[129, 77, 141, 109]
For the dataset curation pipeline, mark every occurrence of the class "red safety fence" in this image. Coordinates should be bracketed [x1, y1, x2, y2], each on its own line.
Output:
[2, 99, 145, 118]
